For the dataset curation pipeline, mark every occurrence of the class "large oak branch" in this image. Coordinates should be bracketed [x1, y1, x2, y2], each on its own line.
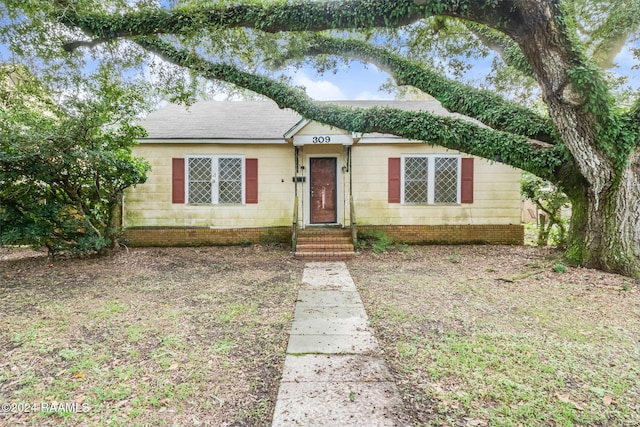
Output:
[54, 0, 516, 41]
[463, 22, 535, 78]
[272, 35, 557, 143]
[133, 36, 564, 180]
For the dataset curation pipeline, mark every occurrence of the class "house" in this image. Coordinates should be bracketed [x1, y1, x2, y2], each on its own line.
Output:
[122, 100, 524, 258]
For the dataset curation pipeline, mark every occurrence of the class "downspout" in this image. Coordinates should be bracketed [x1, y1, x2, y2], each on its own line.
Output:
[348, 145, 357, 249]
[292, 146, 299, 253]
[348, 146, 353, 198]
[300, 147, 305, 229]
[294, 146, 299, 199]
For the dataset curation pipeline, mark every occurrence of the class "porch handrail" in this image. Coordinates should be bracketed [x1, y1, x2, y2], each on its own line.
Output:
[350, 195, 357, 250]
[292, 195, 299, 253]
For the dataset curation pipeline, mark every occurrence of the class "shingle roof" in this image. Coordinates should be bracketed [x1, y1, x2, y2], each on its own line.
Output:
[139, 99, 478, 140]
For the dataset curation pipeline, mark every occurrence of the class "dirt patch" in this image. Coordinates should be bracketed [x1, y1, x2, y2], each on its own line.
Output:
[0, 246, 48, 262]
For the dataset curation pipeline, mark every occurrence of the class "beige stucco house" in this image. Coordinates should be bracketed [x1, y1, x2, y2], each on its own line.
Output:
[123, 100, 523, 256]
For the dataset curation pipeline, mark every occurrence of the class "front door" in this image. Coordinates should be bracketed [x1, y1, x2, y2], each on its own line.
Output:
[310, 158, 337, 223]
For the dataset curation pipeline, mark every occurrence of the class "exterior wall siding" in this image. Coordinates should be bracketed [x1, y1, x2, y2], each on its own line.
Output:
[123, 137, 524, 246]
[350, 143, 522, 226]
[124, 144, 295, 228]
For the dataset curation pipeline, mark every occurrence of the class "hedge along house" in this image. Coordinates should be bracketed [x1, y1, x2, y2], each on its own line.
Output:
[122, 100, 524, 259]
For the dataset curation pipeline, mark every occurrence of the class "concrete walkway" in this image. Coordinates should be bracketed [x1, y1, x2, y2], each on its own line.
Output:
[272, 262, 407, 426]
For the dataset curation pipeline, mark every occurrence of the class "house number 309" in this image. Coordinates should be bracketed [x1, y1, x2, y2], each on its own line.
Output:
[312, 136, 331, 143]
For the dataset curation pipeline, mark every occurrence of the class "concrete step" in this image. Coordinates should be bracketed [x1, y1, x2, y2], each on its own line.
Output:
[297, 228, 349, 235]
[297, 237, 353, 244]
[296, 243, 355, 252]
[298, 233, 351, 239]
[294, 251, 355, 261]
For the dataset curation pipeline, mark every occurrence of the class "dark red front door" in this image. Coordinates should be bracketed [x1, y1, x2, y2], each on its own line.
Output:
[310, 158, 337, 223]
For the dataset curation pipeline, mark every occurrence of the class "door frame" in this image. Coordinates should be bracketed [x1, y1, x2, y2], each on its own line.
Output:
[306, 154, 340, 225]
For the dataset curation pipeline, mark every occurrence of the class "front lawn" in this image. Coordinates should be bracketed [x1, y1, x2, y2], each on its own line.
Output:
[1, 244, 637, 426]
[1, 246, 300, 426]
[349, 245, 639, 426]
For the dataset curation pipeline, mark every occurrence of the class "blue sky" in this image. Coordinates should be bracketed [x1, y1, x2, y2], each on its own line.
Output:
[287, 43, 639, 101]
[2, 43, 638, 103]
[1, 17, 637, 103]
[288, 64, 394, 101]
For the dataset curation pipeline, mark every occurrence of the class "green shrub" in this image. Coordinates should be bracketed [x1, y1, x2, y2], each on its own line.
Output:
[553, 263, 567, 273]
[0, 69, 150, 256]
[259, 230, 284, 248]
[358, 230, 394, 253]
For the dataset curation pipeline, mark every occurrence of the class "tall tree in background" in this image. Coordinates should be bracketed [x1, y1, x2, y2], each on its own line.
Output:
[1, 0, 639, 275]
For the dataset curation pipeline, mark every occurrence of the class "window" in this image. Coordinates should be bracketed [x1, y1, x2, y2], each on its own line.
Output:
[186, 156, 244, 204]
[402, 155, 460, 204]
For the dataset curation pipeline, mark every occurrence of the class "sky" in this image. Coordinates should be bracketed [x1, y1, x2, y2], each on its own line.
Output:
[2, 41, 638, 103]
[284, 43, 639, 102]
[0, 9, 638, 104]
[288, 65, 394, 101]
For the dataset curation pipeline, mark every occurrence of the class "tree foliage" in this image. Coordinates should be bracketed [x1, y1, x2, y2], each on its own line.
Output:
[0, 66, 150, 255]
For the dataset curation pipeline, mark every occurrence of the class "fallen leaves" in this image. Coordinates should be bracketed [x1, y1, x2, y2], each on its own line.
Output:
[348, 245, 639, 425]
[555, 392, 588, 410]
[464, 417, 487, 426]
[0, 246, 301, 426]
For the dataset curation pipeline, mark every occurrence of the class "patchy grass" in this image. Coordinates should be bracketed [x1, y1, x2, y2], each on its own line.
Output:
[349, 245, 640, 427]
[2, 244, 638, 426]
[0, 246, 301, 426]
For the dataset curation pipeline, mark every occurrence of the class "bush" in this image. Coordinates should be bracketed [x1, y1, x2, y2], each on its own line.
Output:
[358, 230, 394, 253]
[0, 68, 150, 255]
[553, 263, 567, 273]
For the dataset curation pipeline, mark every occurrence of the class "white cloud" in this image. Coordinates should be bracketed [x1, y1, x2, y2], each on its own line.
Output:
[293, 72, 347, 100]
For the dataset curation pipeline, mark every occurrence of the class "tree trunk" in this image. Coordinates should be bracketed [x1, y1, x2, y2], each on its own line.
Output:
[566, 154, 640, 277]
[105, 193, 123, 252]
[537, 214, 549, 247]
[505, 2, 640, 276]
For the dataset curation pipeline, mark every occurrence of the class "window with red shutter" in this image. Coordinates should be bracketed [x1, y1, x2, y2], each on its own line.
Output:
[178, 156, 255, 204]
[245, 158, 258, 204]
[172, 158, 185, 204]
[388, 157, 401, 203]
[461, 158, 474, 204]
[396, 155, 472, 204]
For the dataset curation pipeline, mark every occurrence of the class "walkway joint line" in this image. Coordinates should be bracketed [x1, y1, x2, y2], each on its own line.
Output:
[272, 262, 408, 426]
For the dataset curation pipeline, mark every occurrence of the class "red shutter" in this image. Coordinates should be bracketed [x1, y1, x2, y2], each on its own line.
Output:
[245, 158, 258, 204]
[461, 157, 474, 204]
[172, 158, 185, 204]
[388, 157, 401, 203]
